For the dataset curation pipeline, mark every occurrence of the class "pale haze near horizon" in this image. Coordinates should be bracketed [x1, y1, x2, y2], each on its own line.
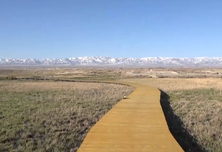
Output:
[0, 0, 222, 59]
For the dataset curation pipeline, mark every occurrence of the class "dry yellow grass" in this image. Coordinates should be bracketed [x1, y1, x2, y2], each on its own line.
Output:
[121, 78, 222, 91]
[0, 81, 109, 92]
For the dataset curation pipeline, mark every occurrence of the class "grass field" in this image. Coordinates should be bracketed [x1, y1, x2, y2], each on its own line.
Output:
[1, 68, 222, 152]
[169, 89, 222, 152]
[0, 80, 134, 152]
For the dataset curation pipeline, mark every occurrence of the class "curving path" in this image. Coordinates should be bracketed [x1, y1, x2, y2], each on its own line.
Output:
[77, 82, 184, 152]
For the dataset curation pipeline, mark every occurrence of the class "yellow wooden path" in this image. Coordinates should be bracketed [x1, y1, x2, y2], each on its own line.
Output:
[77, 82, 184, 152]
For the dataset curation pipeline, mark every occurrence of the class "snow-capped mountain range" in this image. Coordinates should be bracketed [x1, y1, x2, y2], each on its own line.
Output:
[1, 57, 222, 67]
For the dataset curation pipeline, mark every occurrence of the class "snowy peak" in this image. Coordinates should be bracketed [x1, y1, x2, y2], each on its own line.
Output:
[1, 57, 222, 67]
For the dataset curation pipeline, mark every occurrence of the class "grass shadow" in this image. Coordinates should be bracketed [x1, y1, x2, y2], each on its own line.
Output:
[159, 89, 206, 152]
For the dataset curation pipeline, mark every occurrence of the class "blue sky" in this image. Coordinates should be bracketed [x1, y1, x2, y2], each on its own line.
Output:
[0, 0, 222, 58]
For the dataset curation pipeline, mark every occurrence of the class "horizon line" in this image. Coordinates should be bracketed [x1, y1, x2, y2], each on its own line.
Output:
[1, 56, 222, 59]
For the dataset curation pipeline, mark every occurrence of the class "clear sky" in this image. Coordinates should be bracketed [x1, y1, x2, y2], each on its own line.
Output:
[0, 0, 222, 58]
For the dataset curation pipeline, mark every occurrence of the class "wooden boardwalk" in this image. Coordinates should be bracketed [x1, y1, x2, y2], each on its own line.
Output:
[77, 82, 184, 152]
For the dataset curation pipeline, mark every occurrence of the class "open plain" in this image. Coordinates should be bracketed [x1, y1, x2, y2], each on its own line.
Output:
[0, 67, 221, 152]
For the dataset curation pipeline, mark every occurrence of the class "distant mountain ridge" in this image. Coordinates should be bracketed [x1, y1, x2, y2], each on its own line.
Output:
[1, 57, 222, 67]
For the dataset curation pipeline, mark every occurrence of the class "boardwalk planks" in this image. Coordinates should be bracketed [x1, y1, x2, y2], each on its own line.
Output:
[78, 82, 184, 152]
